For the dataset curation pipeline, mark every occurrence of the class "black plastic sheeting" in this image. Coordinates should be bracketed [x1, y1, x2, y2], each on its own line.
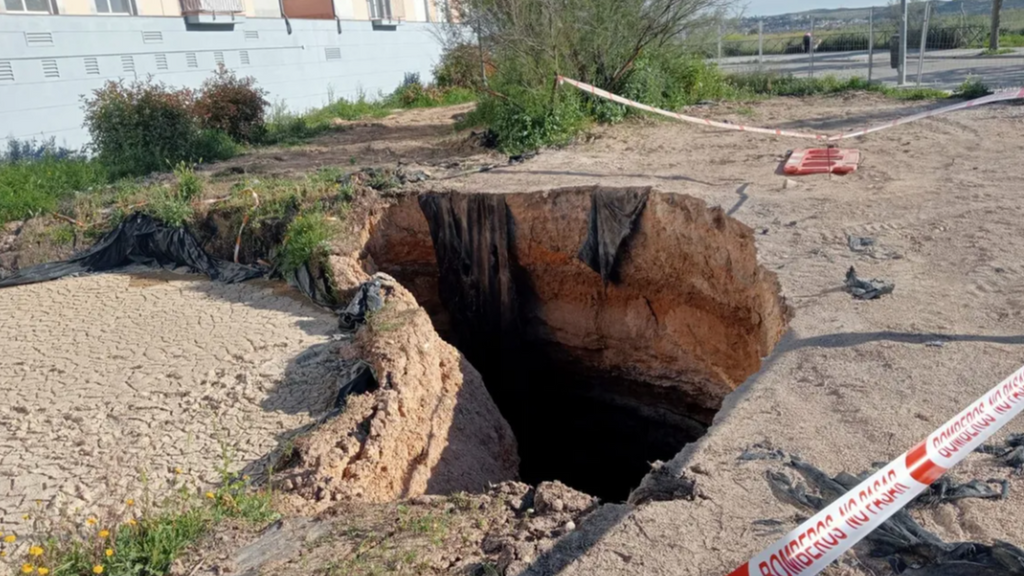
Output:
[764, 455, 1024, 575]
[418, 193, 521, 376]
[977, 433, 1024, 473]
[0, 213, 265, 288]
[577, 187, 649, 284]
[338, 276, 386, 333]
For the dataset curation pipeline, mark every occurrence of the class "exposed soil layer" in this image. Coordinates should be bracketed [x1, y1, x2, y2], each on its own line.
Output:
[274, 275, 520, 513]
[362, 186, 790, 500]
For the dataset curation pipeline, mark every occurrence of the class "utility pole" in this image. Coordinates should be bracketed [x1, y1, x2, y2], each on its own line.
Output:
[991, 0, 1004, 50]
[898, 0, 908, 85]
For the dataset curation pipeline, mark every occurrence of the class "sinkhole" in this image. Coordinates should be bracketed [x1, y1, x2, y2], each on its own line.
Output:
[361, 186, 790, 502]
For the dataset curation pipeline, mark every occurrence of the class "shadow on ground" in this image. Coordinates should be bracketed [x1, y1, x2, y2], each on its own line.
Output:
[514, 327, 1024, 575]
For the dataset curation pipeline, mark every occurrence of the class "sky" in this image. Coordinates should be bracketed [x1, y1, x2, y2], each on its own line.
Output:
[746, 0, 883, 17]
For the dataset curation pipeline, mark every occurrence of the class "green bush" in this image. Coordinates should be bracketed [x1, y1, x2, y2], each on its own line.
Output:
[194, 129, 240, 162]
[83, 79, 205, 178]
[172, 161, 203, 202]
[462, 80, 588, 155]
[435, 44, 493, 89]
[194, 65, 269, 143]
[953, 77, 992, 99]
[279, 211, 335, 274]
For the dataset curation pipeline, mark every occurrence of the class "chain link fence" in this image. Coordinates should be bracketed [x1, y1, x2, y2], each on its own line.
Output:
[700, 4, 1024, 91]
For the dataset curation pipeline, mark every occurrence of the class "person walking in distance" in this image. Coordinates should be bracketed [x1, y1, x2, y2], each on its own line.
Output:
[803, 31, 813, 54]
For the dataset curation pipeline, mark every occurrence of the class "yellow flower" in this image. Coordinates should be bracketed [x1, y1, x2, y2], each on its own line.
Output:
[28, 546, 43, 557]
[0, 551, 6, 557]
[205, 492, 215, 500]
[4, 534, 16, 543]
[105, 549, 113, 558]
[98, 530, 110, 539]
[21, 565, 33, 575]
[86, 518, 97, 526]
[22, 514, 30, 521]
[37, 568, 50, 575]
[127, 518, 137, 526]
[93, 566, 104, 575]
[125, 499, 135, 507]
[174, 467, 182, 475]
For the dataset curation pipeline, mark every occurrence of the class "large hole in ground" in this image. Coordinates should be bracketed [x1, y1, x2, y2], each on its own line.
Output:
[362, 187, 790, 502]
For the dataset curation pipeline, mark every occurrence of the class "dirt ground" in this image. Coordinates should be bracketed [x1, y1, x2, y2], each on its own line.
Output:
[5, 91, 1024, 575]
[0, 271, 338, 536]
[443, 94, 1024, 575]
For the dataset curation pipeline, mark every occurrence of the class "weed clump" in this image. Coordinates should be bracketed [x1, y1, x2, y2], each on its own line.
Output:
[1, 468, 275, 576]
[279, 211, 335, 275]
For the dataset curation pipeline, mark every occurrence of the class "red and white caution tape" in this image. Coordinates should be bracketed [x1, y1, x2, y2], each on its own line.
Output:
[726, 364, 1024, 576]
[556, 76, 1024, 142]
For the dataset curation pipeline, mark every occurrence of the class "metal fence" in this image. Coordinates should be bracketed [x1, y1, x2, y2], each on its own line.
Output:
[703, 4, 1024, 91]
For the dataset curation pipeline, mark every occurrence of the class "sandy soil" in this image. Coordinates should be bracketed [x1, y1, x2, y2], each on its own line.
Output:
[5, 92, 1024, 576]
[0, 272, 337, 536]
[436, 95, 1024, 575]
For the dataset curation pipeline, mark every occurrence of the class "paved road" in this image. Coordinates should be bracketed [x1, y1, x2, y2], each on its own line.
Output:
[715, 47, 1024, 90]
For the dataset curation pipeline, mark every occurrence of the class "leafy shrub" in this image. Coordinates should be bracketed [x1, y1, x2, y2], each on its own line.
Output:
[144, 187, 194, 227]
[193, 65, 269, 143]
[953, 78, 991, 99]
[83, 78, 201, 178]
[462, 79, 588, 155]
[172, 161, 203, 202]
[279, 211, 335, 274]
[193, 129, 240, 162]
[435, 44, 494, 89]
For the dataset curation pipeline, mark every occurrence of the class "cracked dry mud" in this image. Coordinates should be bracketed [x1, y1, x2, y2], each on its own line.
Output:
[0, 272, 338, 535]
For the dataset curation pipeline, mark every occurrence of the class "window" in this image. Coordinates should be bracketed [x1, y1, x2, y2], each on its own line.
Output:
[368, 0, 391, 20]
[4, 0, 52, 13]
[94, 0, 132, 14]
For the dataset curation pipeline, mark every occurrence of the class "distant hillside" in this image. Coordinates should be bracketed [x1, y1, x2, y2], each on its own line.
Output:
[795, 0, 1024, 19]
[746, 0, 1024, 34]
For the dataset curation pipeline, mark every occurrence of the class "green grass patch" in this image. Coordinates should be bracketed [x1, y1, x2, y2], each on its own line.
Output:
[981, 47, 1016, 55]
[724, 73, 948, 101]
[0, 155, 109, 225]
[264, 84, 478, 146]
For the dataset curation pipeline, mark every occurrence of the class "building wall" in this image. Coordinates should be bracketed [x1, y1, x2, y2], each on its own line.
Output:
[0, 14, 449, 149]
[0, 0, 447, 21]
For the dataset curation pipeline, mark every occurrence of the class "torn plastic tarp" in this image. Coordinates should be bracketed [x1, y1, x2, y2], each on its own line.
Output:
[578, 188, 649, 284]
[764, 456, 1023, 574]
[0, 213, 264, 288]
[977, 433, 1024, 473]
[418, 193, 520, 377]
[338, 276, 386, 333]
[845, 265, 895, 300]
[290, 261, 339, 309]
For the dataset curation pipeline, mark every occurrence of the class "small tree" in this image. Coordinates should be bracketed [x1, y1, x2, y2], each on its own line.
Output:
[991, 0, 1004, 50]
[444, 0, 735, 91]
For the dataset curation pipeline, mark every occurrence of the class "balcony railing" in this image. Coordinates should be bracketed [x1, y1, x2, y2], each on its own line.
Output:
[181, 0, 243, 13]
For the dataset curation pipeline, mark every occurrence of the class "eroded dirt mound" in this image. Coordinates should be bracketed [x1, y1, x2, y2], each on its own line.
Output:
[274, 274, 519, 513]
